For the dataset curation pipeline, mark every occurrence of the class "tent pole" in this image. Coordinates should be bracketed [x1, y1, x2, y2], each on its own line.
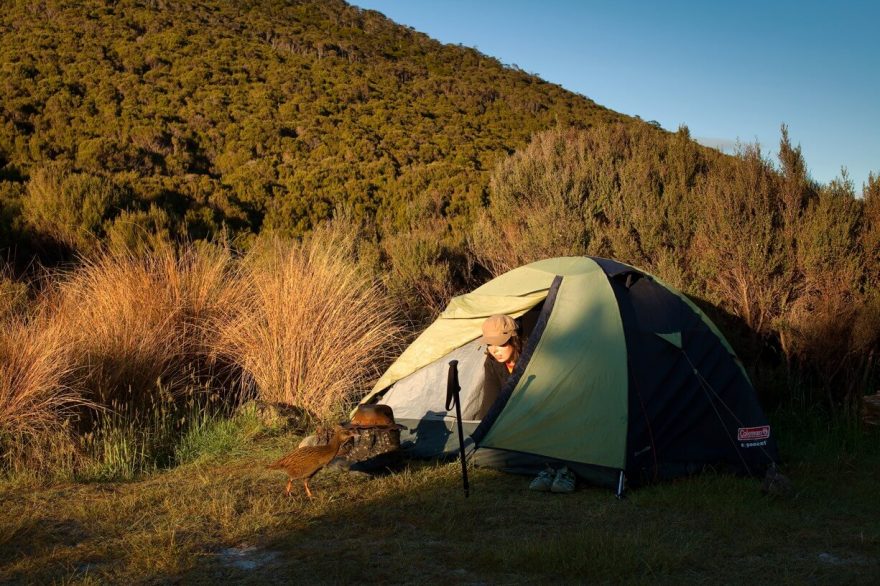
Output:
[446, 360, 470, 497]
[616, 470, 626, 499]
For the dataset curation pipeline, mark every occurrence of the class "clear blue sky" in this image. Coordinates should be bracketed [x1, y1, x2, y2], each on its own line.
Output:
[351, 0, 879, 192]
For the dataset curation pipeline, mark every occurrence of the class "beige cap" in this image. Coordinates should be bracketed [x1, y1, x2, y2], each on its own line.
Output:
[478, 314, 518, 346]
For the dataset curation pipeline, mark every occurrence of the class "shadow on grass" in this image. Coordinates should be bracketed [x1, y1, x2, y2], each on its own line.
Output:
[185, 437, 880, 584]
[2, 421, 879, 585]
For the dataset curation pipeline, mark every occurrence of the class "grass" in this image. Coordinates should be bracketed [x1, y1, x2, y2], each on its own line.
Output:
[47, 243, 244, 406]
[74, 387, 260, 482]
[1, 413, 878, 584]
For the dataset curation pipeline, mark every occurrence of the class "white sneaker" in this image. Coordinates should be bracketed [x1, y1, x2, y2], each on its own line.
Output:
[551, 466, 576, 493]
[529, 465, 555, 491]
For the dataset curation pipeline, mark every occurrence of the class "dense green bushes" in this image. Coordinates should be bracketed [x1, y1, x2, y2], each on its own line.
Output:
[22, 163, 124, 250]
[473, 124, 879, 410]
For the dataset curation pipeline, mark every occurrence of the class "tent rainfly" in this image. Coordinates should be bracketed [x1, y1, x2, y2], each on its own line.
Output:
[359, 257, 778, 493]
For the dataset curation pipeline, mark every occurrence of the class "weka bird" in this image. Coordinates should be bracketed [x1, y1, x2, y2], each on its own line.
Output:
[267, 425, 357, 498]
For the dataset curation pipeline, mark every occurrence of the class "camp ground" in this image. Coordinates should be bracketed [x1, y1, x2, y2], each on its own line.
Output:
[359, 256, 779, 494]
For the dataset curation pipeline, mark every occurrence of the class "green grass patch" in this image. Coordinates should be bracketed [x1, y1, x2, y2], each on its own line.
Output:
[173, 406, 265, 465]
[61, 389, 269, 483]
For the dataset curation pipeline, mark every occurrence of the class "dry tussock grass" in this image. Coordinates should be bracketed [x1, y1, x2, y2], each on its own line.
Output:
[47, 243, 244, 404]
[0, 314, 89, 471]
[2, 243, 242, 475]
[2, 228, 405, 475]
[217, 226, 404, 422]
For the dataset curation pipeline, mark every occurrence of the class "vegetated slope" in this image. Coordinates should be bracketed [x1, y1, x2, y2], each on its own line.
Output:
[0, 0, 636, 254]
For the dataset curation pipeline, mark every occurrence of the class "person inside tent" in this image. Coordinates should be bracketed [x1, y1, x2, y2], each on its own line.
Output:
[477, 313, 576, 493]
[477, 314, 522, 418]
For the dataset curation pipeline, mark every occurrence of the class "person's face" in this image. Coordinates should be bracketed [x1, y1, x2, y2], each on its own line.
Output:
[489, 340, 514, 363]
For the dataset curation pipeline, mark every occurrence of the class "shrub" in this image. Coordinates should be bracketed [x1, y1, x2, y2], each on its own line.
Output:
[22, 163, 122, 251]
[381, 224, 465, 326]
[476, 124, 879, 413]
[104, 205, 173, 255]
[0, 270, 29, 321]
[780, 176, 867, 409]
[471, 124, 711, 284]
[0, 180, 25, 252]
[692, 144, 793, 336]
[862, 173, 880, 283]
[471, 127, 590, 276]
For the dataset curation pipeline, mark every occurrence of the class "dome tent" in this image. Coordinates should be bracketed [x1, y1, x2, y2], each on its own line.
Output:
[360, 257, 778, 493]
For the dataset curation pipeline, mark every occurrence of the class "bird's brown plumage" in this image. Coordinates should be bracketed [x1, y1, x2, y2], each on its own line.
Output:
[267, 425, 356, 497]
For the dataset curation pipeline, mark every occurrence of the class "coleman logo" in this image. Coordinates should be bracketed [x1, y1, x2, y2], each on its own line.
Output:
[737, 425, 770, 441]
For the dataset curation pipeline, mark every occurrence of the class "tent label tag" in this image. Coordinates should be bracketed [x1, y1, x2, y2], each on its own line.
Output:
[737, 425, 770, 441]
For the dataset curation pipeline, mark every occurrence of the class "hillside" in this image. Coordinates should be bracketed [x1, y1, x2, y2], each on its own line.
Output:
[1, 0, 878, 413]
[0, 0, 637, 255]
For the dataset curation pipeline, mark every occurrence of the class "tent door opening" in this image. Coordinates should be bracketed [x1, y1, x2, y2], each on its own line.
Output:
[372, 299, 549, 459]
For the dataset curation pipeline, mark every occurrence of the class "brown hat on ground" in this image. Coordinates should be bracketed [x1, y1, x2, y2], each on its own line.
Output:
[344, 404, 405, 430]
[478, 314, 518, 346]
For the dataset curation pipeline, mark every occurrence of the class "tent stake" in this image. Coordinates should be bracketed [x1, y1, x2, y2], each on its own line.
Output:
[446, 360, 470, 497]
[616, 470, 626, 499]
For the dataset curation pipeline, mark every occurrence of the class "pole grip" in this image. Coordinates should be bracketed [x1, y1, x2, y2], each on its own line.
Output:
[445, 360, 460, 411]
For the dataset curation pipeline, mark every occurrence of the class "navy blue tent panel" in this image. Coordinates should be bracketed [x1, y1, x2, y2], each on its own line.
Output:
[596, 260, 778, 485]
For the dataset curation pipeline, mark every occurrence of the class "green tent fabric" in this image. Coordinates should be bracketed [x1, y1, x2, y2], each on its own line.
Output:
[654, 331, 683, 348]
[362, 257, 630, 468]
[479, 267, 628, 468]
[365, 257, 615, 401]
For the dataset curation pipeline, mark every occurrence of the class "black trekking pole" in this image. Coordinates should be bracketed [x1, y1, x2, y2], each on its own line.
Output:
[445, 360, 470, 497]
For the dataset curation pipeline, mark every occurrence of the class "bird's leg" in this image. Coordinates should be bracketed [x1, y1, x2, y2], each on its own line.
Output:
[285, 478, 292, 496]
[304, 479, 313, 499]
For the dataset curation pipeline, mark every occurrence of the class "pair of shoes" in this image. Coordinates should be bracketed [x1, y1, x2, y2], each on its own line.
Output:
[529, 465, 577, 493]
[551, 466, 576, 493]
[529, 465, 555, 491]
